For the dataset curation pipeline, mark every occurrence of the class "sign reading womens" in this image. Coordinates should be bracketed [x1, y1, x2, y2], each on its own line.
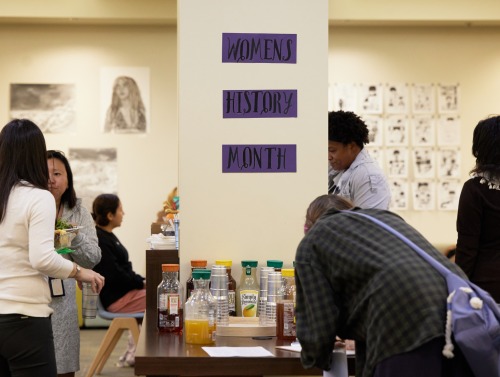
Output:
[222, 32, 298, 172]
[222, 33, 297, 63]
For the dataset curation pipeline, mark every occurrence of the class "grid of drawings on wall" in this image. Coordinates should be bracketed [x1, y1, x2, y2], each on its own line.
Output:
[329, 82, 461, 212]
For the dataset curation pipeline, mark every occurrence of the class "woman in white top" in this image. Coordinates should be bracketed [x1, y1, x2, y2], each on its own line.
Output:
[0, 119, 105, 377]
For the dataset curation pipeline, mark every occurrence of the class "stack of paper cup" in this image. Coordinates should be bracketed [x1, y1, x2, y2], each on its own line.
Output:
[265, 271, 282, 325]
[259, 267, 275, 325]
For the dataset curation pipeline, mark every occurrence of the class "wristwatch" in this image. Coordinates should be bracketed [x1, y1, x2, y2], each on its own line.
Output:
[74, 263, 82, 277]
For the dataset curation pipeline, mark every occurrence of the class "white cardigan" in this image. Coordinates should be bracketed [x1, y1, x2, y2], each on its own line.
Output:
[0, 182, 74, 317]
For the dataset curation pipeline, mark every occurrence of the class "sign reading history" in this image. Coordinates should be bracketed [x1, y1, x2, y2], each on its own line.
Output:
[222, 144, 297, 173]
[223, 89, 297, 118]
[222, 33, 297, 64]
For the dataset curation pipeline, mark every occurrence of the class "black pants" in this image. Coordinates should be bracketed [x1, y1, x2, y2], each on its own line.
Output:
[0, 314, 57, 377]
[373, 337, 474, 377]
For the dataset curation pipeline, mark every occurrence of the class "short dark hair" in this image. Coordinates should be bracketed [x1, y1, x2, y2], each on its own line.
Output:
[305, 194, 354, 232]
[92, 193, 120, 226]
[0, 119, 49, 223]
[47, 150, 77, 209]
[328, 111, 369, 148]
[471, 115, 500, 179]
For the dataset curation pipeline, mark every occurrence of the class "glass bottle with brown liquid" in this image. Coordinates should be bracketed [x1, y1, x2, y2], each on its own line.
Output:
[186, 260, 208, 301]
[157, 263, 183, 333]
[276, 268, 296, 340]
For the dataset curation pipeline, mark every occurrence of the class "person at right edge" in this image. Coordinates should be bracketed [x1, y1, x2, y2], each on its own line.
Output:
[328, 110, 391, 209]
[295, 194, 474, 377]
[456, 115, 500, 303]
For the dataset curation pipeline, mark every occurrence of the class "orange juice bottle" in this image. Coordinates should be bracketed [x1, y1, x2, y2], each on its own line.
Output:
[185, 319, 217, 345]
[184, 269, 217, 345]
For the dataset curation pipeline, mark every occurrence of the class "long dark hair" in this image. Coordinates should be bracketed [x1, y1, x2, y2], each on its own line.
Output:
[0, 119, 49, 223]
[470, 115, 500, 179]
[92, 193, 120, 227]
[47, 150, 77, 209]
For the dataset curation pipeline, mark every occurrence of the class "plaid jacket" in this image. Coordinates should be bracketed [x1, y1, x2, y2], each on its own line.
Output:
[295, 208, 466, 377]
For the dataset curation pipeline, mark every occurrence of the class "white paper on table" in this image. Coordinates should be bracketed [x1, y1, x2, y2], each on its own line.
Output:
[202, 346, 274, 357]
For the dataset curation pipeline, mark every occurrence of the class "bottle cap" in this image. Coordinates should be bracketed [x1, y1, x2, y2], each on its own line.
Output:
[241, 260, 258, 268]
[267, 260, 283, 268]
[282, 268, 295, 277]
[190, 260, 207, 268]
[192, 269, 211, 280]
[215, 259, 233, 267]
[162, 264, 179, 272]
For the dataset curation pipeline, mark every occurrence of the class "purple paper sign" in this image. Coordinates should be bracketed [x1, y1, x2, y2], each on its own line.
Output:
[222, 33, 297, 63]
[222, 144, 297, 173]
[223, 90, 297, 119]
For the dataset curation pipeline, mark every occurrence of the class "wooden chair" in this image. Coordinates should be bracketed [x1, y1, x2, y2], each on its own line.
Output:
[84, 298, 144, 377]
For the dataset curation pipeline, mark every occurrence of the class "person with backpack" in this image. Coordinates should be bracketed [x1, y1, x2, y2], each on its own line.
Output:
[295, 194, 474, 377]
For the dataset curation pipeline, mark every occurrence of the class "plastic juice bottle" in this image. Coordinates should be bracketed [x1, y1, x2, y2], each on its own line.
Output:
[157, 264, 183, 333]
[215, 259, 237, 316]
[186, 260, 208, 300]
[184, 269, 217, 344]
[236, 260, 259, 317]
[276, 268, 296, 340]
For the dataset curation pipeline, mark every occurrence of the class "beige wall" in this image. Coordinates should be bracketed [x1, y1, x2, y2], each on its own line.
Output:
[2, 2, 500, 277]
[329, 25, 500, 248]
[177, 0, 328, 283]
[0, 23, 178, 276]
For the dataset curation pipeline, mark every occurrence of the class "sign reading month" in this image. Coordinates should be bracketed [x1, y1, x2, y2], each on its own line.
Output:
[223, 89, 297, 118]
[222, 33, 297, 63]
[222, 144, 297, 173]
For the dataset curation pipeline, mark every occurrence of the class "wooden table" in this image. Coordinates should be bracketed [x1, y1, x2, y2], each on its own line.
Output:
[135, 316, 355, 376]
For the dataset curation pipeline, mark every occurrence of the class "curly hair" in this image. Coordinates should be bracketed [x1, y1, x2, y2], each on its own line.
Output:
[328, 110, 369, 148]
[470, 115, 500, 179]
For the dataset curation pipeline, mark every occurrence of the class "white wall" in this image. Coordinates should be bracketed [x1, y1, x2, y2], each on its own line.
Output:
[0, 24, 178, 276]
[329, 25, 500, 246]
[178, 0, 328, 283]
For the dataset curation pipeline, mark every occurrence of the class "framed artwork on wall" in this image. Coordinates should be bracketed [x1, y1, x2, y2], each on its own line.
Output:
[68, 148, 118, 210]
[100, 67, 150, 134]
[9, 83, 76, 133]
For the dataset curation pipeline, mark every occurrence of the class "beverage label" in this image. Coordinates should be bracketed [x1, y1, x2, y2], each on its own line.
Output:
[240, 290, 258, 317]
[168, 294, 179, 315]
[159, 293, 168, 310]
[228, 290, 236, 312]
[283, 302, 296, 336]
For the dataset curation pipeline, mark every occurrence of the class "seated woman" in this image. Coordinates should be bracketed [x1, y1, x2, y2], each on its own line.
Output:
[92, 193, 145, 367]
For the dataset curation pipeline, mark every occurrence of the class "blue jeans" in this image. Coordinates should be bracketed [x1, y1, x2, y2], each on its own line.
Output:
[0, 314, 57, 377]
